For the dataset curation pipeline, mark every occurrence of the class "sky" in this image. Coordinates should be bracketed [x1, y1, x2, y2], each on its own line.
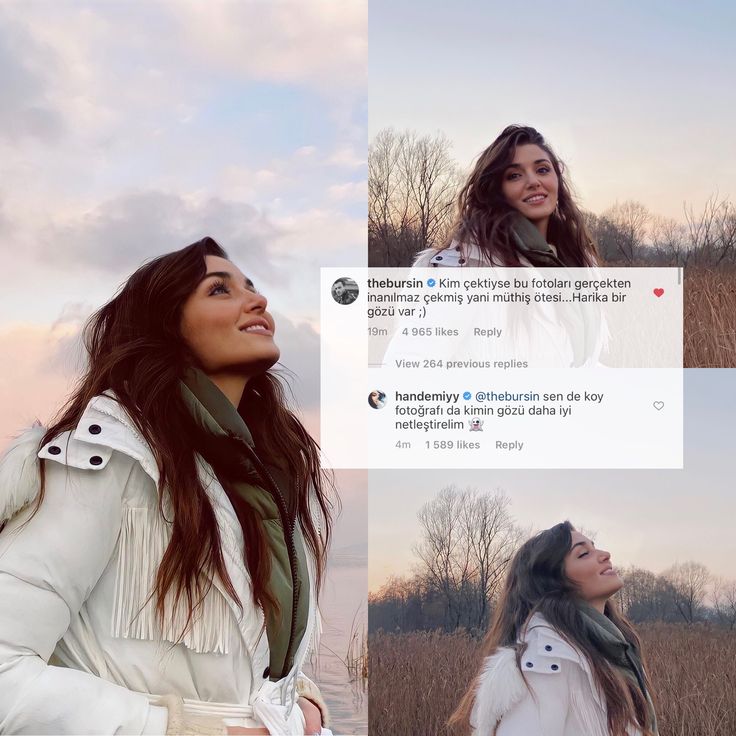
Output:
[369, 0, 736, 222]
[369, 369, 736, 590]
[0, 0, 367, 551]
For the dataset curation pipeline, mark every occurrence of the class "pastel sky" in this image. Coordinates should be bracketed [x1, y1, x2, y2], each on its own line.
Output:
[369, 369, 736, 590]
[369, 0, 736, 222]
[0, 0, 367, 550]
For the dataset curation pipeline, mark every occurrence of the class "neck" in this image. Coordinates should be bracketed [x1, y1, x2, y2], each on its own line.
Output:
[533, 217, 549, 240]
[588, 597, 607, 615]
[207, 372, 249, 408]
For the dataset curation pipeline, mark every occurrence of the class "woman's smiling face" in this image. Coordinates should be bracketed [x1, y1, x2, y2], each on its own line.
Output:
[564, 530, 623, 609]
[501, 143, 559, 230]
[180, 254, 280, 377]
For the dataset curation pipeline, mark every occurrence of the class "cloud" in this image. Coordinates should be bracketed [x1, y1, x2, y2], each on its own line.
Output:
[328, 180, 368, 202]
[0, 12, 65, 143]
[39, 190, 283, 277]
[172, 1, 366, 91]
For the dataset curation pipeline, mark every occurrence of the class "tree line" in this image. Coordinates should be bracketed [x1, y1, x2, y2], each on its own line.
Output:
[369, 485, 736, 634]
[369, 128, 736, 268]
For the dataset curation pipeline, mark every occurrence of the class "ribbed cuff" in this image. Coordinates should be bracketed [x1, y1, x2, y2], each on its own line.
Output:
[154, 695, 228, 735]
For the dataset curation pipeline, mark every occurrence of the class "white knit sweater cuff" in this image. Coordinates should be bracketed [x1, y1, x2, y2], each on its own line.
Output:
[155, 695, 228, 735]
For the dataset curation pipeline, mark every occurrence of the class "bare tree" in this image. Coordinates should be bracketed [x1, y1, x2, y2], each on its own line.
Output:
[601, 201, 651, 264]
[684, 194, 736, 266]
[712, 577, 736, 630]
[664, 561, 710, 624]
[368, 128, 460, 266]
[413, 486, 520, 631]
[650, 215, 690, 266]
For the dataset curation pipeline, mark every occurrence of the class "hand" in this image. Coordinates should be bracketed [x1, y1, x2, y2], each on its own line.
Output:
[298, 696, 323, 735]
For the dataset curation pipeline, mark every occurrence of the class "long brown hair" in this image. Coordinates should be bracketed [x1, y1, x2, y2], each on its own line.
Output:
[446, 124, 599, 266]
[35, 236, 334, 636]
[449, 522, 655, 736]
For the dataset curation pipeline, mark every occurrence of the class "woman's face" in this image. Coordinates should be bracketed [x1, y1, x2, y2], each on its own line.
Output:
[501, 143, 559, 228]
[564, 530, 623, 608]
[180, 255, 280, 377]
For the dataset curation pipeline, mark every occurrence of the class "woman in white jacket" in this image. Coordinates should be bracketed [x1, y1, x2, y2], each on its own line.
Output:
[415, 124, 600, 269]
[449, 522, 658, 736]
[0, 237, 334, 735]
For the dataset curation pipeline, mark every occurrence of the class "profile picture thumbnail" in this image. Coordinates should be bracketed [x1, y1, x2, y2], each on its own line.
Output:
[331, 276, 359, 305]
[368, 390, 386, 409]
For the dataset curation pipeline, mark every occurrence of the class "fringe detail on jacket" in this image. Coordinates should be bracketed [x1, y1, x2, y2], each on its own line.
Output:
[570, 682, 610, 736]
[111, 506, 233, 655]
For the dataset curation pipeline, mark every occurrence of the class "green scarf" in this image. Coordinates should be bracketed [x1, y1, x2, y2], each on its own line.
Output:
[576, 602, 658, 735]
[180, 367, 310, 680]
[509, 211, 565, 267]
[507, 212, 603, 367]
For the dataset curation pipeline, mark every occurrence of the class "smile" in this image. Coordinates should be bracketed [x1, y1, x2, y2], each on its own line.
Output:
[523, 194, 547, 204]
[600, 566, 616, 576]
[238, 319, 273, 336]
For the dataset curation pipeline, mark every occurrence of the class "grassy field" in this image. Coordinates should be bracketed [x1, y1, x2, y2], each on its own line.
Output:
[369, 625, 736, 735]
[684, 268, 736, 367]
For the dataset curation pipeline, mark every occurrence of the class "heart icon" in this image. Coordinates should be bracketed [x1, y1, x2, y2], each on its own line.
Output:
[653, 288, 664, 297]
[653, 401, 664, 411]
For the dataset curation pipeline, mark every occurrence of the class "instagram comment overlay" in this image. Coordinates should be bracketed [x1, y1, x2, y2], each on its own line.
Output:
[321, 268, 683, 469]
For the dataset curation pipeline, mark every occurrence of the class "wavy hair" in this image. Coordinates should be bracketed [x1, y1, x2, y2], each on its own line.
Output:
[35, 237, 334, 637]
[446, 125, 599, 266]
[449, 521, 655, 736]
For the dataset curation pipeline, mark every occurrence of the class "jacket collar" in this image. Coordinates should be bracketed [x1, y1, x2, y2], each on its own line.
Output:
[70, 391, 161, 484]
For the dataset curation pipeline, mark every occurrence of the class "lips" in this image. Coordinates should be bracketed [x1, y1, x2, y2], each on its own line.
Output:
[600, 565, 616, 576]
[238, 318, 273, 336]
[523, 193, 547, 204]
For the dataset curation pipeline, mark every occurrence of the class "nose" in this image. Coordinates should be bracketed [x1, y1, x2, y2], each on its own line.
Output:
[599, 548, 611, 563]
[525, 170, 542, 189]
[242, 289, 268, 313]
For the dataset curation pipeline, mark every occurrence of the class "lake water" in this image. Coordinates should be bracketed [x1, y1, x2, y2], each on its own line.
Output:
[304, 558, 368, 735]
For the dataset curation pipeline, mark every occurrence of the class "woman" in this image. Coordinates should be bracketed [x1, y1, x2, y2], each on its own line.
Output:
[450, 522, 657, 736]
[0, 237, 334, 735]
[415, 125, 600, 268]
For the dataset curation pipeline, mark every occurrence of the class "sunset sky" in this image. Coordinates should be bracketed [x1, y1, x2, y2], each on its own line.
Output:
[0, 0, 367, 549]
[370, 0, 736, 222]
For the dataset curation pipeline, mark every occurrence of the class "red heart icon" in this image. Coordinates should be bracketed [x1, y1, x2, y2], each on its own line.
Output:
[653, 288, 664, 297]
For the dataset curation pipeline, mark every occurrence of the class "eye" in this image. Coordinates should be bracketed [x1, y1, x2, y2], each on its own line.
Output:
[537, 166, 551, 174]
[578, 551, 589, 558]
[506, 172, 521, 181]
[208, 279, 230, 296]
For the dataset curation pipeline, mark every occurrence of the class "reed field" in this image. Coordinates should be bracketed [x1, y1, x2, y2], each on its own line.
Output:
[684, 268, 736, 367]
[369, 625, 736, 736]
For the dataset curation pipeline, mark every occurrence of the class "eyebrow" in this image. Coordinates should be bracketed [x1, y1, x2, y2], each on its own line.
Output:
[570, 540, 593, 552]
[505, 159, 552, 170]
[201, 271, 256, 290]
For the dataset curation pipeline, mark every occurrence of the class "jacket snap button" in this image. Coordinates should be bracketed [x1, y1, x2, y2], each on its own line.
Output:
[90, 456, 103, 466]
[263, 666, 270, 678]
[545, 644, 553, 651]
[48, 445, 61, 455]
[459, 258, 466, 264]
[551, 664, 559, 671]
[525, 661, 533, 668]
[88, 424, 102, 435]
[435, 255, 443, 260]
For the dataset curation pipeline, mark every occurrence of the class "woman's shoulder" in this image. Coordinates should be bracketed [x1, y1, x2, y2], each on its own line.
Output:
[412, 240, 493, 268]
[471, 646, 528, 730]
[521, 613, 589, 671]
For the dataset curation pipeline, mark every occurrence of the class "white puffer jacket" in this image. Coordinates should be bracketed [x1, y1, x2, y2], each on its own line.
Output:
[0, 393, 326, 735]
[471, 614, 641, 736]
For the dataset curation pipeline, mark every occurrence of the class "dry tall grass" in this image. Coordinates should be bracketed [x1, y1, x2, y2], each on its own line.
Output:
[369, 625, 736, 735]
[684, 268, 736, 367]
